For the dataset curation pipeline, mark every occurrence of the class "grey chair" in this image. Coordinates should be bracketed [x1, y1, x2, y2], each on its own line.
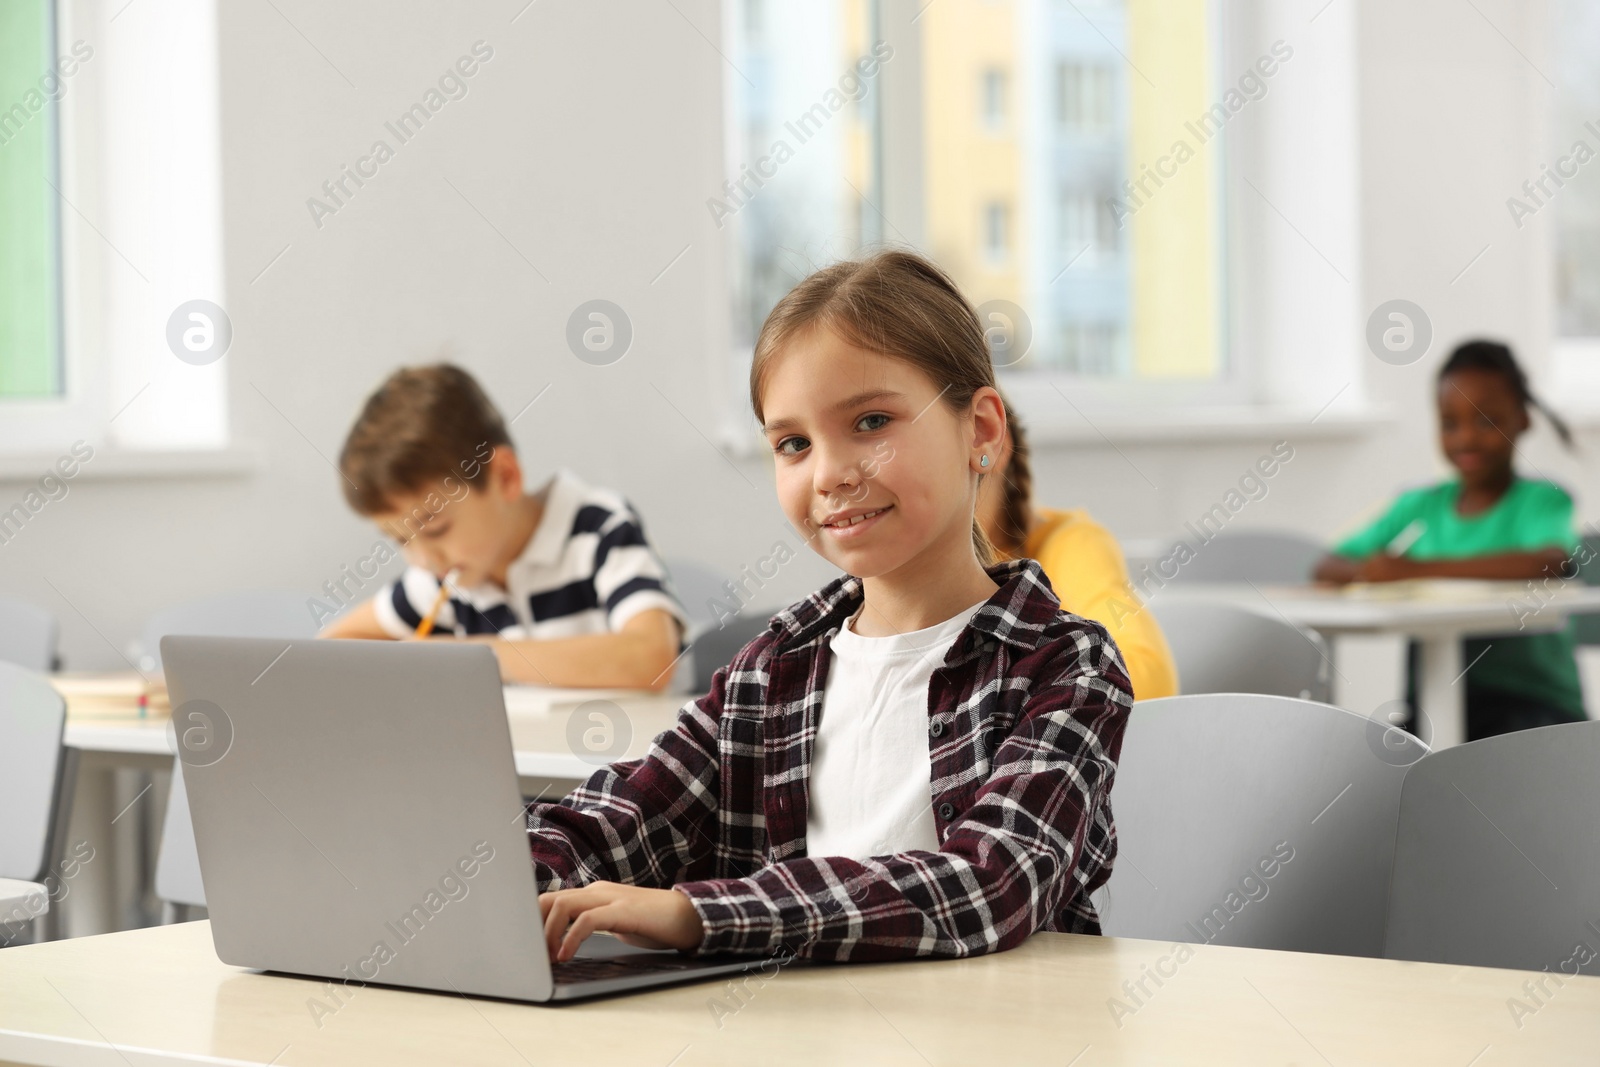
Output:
[0, 664, 75, 946]
[663, 558, 733, 633]
[1384, 719, 1600, 973]
[1150, 599, 1332, 703]
[140, 591, 318, 671]
[1163, 529, 1324, 584]
[1572, 534, 1600, 649]
[1096, 693, 1423, 958]
[0, 596, 59, 672]
[155, 760, 206, 920]
[690, 611, 775, 695]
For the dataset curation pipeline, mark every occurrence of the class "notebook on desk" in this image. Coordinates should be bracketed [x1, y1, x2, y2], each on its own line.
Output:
[160, 635, 766, 1002]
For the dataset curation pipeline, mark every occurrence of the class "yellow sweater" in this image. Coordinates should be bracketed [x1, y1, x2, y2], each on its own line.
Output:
[1008, 507, 1178, 701]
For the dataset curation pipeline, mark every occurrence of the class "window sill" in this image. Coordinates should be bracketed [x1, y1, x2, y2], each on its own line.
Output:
[0, 443, 262, 483]
[1022, 405, 1393, 445]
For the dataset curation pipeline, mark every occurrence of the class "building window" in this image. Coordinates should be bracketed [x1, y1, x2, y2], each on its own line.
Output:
[984, 201, 1009, 264]
[1056, 61, 1115, 131]
[1059, 188, 1119, 266]
[981, 66, 1006, 131]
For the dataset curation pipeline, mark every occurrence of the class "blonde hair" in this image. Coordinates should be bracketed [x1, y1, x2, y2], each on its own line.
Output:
[749, 249, 1000, 567]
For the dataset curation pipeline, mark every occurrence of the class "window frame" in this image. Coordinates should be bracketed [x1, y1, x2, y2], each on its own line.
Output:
[0, 0, 230, 458]
[717, 0, 1369, 448]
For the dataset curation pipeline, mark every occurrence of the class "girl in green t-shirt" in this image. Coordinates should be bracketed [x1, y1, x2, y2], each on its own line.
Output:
[1312, 340, 1585, 740]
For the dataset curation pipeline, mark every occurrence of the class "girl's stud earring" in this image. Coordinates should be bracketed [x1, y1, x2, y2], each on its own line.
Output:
[979, 454, 990, 468]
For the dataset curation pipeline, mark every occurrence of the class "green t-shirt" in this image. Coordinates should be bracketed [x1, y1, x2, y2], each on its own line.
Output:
[1333, 478, 1583, 718]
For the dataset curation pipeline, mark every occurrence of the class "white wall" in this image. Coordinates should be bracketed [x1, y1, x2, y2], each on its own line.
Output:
[2, 0, 1592, 676]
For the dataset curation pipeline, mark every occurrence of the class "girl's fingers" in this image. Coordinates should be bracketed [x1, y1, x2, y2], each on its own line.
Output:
[542, 893, 573, 961]
[542, 887, 597, 960]
[557, 903, 616, 962]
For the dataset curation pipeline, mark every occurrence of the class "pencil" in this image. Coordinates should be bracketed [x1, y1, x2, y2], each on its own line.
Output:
[1387, 519, 1426, 557]
[414, 568, 460, 638]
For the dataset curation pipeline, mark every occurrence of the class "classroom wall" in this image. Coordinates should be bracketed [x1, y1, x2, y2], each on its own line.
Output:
[3, 0, 1590, 680]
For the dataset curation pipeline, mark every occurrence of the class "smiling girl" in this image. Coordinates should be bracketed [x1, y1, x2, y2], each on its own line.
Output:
[530, 250, 1133, 962]
[1313, 339, 1583, 739]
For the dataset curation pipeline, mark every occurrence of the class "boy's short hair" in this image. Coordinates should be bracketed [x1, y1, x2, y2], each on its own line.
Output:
[339, 364, 512, 515]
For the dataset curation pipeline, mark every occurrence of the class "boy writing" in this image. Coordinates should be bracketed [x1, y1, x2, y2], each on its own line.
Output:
[323, 364, 687, 689]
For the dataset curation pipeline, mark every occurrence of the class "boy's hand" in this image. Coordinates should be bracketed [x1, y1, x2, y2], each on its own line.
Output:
[539, 881, 705, 962]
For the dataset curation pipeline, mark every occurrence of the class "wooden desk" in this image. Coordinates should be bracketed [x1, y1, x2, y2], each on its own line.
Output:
[1162, 582, 1600, 748]
[0, 921, 1595, 1065]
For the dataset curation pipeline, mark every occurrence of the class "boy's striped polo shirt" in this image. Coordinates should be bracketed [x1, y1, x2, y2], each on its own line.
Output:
[374, 467, 688, 642]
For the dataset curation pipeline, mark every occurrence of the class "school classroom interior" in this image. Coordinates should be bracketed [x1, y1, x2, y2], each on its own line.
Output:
[2, 0, 1600, 1063]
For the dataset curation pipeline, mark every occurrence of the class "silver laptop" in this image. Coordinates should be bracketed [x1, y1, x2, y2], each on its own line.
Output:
[161, 635, 765, 1001]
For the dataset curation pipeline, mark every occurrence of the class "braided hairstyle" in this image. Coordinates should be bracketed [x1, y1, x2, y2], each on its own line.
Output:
[992, 396, 1035, 559]
[1437, 339, 1573, 449]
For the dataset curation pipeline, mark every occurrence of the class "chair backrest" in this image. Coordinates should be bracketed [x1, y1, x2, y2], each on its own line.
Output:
[0, 663, 70, 882]
[1150, 599, 1331, 702]
[1573, 533, 1600, 647]
[1097, 693, 1423, 958]
[140, 591, 319, 670]
[663, 558, 733, 634]
[1384, 720, 1600, 973]
[691, 611, 775, 695]
[1163, 529, 1324, 585]
[0, 596, 58, 673]
[155, 759, 206, 909]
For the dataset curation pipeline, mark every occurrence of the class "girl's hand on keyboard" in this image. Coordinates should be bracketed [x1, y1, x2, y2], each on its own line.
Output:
[539, 881, 705, 962]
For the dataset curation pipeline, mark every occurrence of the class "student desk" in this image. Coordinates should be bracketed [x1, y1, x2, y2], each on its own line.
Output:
[53, 684, 689, 940]
[1161, 582, 1600, 748]
[60, 684, 690, 787]
[0, 921, 1595, 1065]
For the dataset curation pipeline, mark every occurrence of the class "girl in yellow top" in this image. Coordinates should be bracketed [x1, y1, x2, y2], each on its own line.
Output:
[977, 400, 1179, 699]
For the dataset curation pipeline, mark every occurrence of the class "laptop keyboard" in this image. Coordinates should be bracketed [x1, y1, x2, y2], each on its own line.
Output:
[550, 953, 704, 985]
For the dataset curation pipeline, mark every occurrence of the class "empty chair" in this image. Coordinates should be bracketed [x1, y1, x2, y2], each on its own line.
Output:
[1384, 719, 1600, 973]
[155, 760, 206, 920]
[663, 558, 733, 633]
[0, 664, 74, 946]
[1572, 535, 1600, 718]
[1097, 693, 1423, 958]
[0, 596, 59, 672]
[690, 611, 775, 695]
[1150, 599, 1331, 702]
[1163, 529, 1324, 584]
[140, 591, 319, 671]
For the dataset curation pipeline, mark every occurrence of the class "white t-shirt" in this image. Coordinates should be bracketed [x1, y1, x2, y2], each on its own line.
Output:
[805, 598, 988, 862]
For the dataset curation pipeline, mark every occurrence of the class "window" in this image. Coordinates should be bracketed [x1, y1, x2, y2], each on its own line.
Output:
[1551, 0, 1600, 401]
[720, 0, 883, 356]
[1056, 62, 1114, 131]
[984, 201, 1009, 263]
[0, 0, 228, 454]
[0, 0, 64, 400]
[720, 0, 1362, 427]
[1059, 189, 1118, 267]
[981, 67, 1006, 131]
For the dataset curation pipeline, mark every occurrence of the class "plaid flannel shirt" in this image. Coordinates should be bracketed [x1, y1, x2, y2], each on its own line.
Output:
[526, 557, 1132, 961]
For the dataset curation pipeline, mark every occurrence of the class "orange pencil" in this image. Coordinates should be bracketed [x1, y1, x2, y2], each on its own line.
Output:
[414, 568, 460, 638]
